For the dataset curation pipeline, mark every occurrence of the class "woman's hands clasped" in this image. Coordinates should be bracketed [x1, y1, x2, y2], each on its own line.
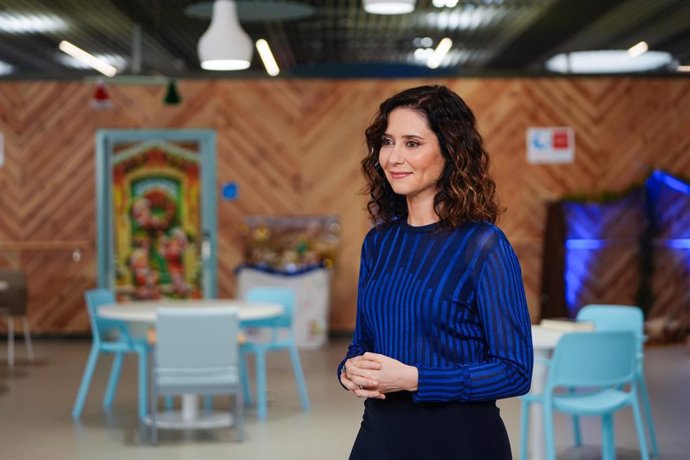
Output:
[340, 352, 419, 399]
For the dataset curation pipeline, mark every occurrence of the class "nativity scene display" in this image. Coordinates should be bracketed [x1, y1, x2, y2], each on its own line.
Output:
[111, 141, 204, 300]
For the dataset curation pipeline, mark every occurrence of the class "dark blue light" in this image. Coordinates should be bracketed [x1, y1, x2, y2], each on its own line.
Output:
[651, 170, 690, 194]
[565, 239, 607, 250]
[662, 239, 690, 249]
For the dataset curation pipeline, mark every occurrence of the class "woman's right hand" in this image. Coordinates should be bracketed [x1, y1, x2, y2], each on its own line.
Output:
[340, 356, 385, 399]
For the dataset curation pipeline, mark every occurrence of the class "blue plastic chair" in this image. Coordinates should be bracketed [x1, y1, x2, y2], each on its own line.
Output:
[575, 304, 659, 457]
[151, 307, 244, 443]
[520, 331, 649, 460]
[72, 289, 149, 420]
[239, 287, 309, 420]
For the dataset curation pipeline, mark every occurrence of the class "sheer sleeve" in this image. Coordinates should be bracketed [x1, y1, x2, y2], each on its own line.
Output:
[414, 235, 533, 402]
[337, 235, 375, 387]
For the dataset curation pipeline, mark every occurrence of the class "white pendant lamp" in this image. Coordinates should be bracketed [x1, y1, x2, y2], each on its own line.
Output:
[198, 0, 253, 71]
[363, 0, 416, 14]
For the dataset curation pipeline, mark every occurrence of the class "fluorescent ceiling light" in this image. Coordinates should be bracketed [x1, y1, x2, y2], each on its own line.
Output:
[627, 41, 648, 58]
[363, 0, 416, 15]
[546, 50, 673, 74]
[409, 48, 471, 67]
[58, 40, 118, 77]
[256, 39, 280, 76]
[678, 65, 690, 72]
[198, 0, 253, 71]
[414, 48, 434, 62]
[425, 5, 497, 31]
[0, 60, 13, 76]
[0, 13, 67, 34]
[413, 37, 433, 48]
[58, 53, 127, 71]
[433, 0, 459, 7]
[427, 37, 452, 69]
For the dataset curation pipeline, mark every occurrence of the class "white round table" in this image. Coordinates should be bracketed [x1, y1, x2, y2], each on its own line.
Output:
[99, 298, 283, 429]
[99, 298, 283, 323]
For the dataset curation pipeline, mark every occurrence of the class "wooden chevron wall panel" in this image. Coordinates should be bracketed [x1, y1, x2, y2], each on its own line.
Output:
[1, 78, 689, 334]
[566, 246, 642, 309]
[652, 249, 690, 328]
[649, 174, 690, 325]
[0, 83, 23, 248]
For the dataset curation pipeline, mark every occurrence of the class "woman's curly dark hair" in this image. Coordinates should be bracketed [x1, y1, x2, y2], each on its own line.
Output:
[362, 85, 500, 228]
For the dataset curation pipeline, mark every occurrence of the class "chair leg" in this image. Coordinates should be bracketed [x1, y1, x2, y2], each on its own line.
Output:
[21, 316, 34, 362]
[235, 387, 244, 442]
[601, 414, 615, 460]
[568, 387, 582, 447]
[150, 381, 158, 444]
[256, 351, 268, 420]
[240, 352, 253, 405]
[631, 396, 650, 460]
[103, 352, 124, 408]
[519, 399, 530, 460]
[137, 347, 148, 421]
[7, 314, 14, 368]
[289, 344, 310, 411]
[638, 375, 659, 457]
[543, 403, 557, 460]
[203, 395, 213, 412]
[572, 415, 583, 447]
[72, 346, 100, 419]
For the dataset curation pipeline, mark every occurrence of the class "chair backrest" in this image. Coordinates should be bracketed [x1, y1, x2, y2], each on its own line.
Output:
[576, 304, 643, 337]
[577, 304, 645, 359]
[546, 331, 637, 390]
[0, 269, 28, 315]
[245, 286, 296, 329]
[156, 307, 239, 370]
[83, 288, 125, 342]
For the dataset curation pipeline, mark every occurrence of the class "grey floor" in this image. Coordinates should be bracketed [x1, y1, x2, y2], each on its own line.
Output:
[1, 337, 689, 460]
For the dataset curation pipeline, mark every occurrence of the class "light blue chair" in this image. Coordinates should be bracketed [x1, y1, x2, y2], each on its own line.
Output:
[72, 289, 149, 420]
[575, 304, 659, 457]
[240, 287, 309, 420]
[520, 331, 649, 460]
[151, 307, 244, 444]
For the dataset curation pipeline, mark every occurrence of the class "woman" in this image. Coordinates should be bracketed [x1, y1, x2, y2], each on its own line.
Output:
[338, 85, 533, 460]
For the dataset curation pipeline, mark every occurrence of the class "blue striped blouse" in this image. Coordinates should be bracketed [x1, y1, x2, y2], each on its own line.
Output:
[339, 220, 533, 403]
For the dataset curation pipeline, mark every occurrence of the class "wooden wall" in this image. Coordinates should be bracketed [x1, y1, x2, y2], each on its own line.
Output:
[1, 78, 689, 334]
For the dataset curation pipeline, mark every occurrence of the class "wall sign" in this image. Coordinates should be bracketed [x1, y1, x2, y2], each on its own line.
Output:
[222, 181, 238, 200]
[527, 127, 575, 164]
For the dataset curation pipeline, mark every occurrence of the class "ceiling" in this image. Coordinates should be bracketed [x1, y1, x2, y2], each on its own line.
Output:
[0, 0, 689, 81]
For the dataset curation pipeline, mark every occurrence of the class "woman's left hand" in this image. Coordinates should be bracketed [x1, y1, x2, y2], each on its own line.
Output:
[357, 352, 418, 395]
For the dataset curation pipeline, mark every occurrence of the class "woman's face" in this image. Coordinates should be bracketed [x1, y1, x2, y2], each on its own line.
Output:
[378, 107, 445, 202]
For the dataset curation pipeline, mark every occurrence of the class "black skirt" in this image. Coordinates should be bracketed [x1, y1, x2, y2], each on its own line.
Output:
[349, 392, 512, 460]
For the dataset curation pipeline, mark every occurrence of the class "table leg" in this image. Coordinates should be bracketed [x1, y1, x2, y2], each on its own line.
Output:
[147, 394, 233, 429]
[181, 394, 198, 422]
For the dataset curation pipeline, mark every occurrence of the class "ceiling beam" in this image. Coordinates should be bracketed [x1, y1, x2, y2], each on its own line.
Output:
[485, 0, 628, 69]
[0, 40, 64, 73]
[108, 0, 199, 71]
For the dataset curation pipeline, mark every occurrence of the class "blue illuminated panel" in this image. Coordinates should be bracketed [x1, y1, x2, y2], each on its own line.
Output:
[561, 170, 690, 317]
